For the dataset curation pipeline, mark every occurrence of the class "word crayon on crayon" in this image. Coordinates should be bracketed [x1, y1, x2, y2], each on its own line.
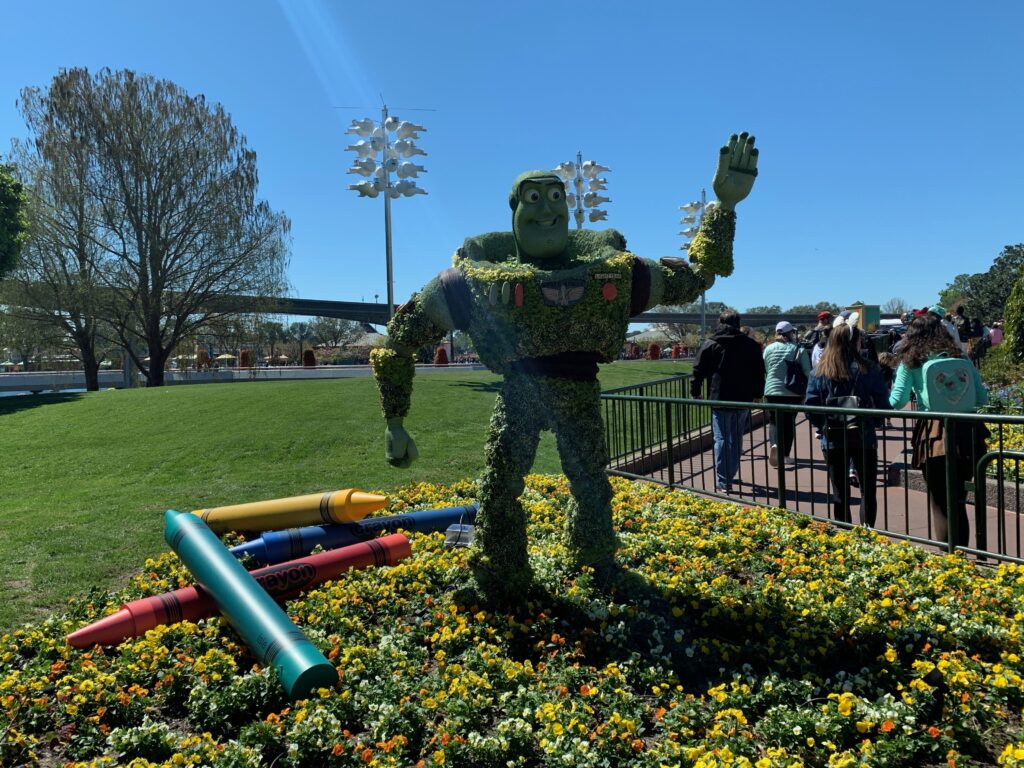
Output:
[165, 510, 336, 700]
[66, 534, 411, 649]
[230, 504, 477, 566]
[192, 489, 388, 533]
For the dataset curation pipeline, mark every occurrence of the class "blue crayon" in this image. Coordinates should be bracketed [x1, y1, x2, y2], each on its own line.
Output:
[230, 504, 478, 566]
[164, 510, 337, 701]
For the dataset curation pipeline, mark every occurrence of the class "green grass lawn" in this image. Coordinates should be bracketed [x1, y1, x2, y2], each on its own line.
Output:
[0, 359, 689, 629]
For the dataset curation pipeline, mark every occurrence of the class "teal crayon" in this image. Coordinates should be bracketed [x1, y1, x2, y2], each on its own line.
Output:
[164, 510, 337, 700]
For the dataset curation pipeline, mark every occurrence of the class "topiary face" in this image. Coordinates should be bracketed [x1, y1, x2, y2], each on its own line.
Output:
[510, 173, 569, 262]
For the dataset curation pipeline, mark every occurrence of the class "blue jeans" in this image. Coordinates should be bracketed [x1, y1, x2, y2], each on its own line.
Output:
[712, 408, 749, 488]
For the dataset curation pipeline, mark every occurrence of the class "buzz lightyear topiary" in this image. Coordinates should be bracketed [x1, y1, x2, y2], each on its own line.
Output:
[372, 133, 760, 600]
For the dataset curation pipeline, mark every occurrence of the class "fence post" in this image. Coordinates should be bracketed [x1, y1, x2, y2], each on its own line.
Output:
[664, 400, 675, 487]
[975, 451, 989, 559]
[638, 385, 647, 456]
[775, 403, 787, 505]
[943, 417, 958, 554]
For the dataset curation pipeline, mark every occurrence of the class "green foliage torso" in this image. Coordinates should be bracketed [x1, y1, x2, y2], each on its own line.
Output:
[455, 229, 634, 373]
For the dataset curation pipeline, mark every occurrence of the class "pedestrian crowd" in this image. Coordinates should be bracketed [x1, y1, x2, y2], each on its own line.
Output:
[690, 304, 999, 546]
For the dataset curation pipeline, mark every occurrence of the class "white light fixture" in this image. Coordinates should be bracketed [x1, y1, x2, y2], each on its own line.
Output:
[554, 152, 612, 229]
[553, 162, 576, 179]
[345, 118, 375, 136]
[394, 179, 427, 197]
[348, 180, 380, 198]
[395, 161, 426, 179]
[345, 106, 429, 320]
[348, 158, 377, 177]
[395, 121, 426, 139]
[678, 189, 708, 344]
[346, 140, 377, 158]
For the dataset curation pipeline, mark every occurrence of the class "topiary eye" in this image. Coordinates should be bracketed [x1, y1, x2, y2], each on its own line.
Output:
[523, 189, 541, 204]
[547, 187, 562, 202]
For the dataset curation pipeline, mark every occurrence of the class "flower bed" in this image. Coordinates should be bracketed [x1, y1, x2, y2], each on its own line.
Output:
[3, 476, 1024, 767]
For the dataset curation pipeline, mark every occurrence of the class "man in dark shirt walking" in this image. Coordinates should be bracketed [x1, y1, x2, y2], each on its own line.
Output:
[691, 311, 767, 492]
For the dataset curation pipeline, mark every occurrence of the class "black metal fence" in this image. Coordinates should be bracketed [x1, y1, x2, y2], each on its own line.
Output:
[601, 375, 707, 472]
[600, 390, 1024, 563]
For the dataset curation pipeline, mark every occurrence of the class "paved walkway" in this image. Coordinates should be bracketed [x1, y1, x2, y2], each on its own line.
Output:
[642, 414, 1023, 560]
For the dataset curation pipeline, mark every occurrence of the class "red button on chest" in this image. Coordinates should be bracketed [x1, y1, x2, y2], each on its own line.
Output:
[601, 282, 618, 301]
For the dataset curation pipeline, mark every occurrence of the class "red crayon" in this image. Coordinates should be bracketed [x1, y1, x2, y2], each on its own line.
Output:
[67, 533, 411, 648]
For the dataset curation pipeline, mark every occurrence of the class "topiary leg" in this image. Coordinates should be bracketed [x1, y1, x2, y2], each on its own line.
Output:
[550, 378, 618, 569]
[471, 373, 545, 600]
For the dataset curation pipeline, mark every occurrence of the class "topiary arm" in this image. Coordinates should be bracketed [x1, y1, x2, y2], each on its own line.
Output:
[633, 257, 706, 311]
[686, 204, 737, 290]
[686, 132, 759, 288]
[370, 279, 452, 466]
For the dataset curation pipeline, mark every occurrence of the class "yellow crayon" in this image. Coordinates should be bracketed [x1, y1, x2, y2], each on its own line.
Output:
[191, 489, 388, 533]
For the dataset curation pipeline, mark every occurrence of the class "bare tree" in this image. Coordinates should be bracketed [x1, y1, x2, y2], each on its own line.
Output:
[11, 70, 110, 390]
[76, 68, 290, 386]
[0, 296, 66, 372]
[881, 297, 909, 315]
[308, 316, 361, 348]
[652, 300, 735, 344]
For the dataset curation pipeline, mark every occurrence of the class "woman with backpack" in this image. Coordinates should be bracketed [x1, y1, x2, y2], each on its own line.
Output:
[763, 321, 811, 467]
[805, 325, 892, 526]
[889, 314, 989, 547]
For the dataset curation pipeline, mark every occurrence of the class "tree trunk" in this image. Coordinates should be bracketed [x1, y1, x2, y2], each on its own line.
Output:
[80, 348, 100, 391]
[71, 324, 102, 391]
[146, 351, 167, 386]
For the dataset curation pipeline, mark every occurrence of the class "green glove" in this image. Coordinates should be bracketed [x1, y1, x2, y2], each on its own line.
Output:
[713, 132, 758, 211]
[385, 417, 419, 468]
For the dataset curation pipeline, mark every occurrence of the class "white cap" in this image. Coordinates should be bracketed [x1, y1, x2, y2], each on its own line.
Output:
[776, 321, 795, 334]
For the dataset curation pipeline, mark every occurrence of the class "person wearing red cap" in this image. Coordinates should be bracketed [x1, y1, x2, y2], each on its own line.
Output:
[802, 311, 834, 372]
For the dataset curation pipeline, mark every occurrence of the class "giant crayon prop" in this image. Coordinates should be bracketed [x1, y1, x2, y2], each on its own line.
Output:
[66, 534, 411, 649]
[164, 510, 337, 700]
[230, 504, 478, 566]
[192, 489, 388, 533]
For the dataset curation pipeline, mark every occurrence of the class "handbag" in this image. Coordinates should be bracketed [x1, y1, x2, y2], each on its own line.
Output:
[783, 344, 808, 395]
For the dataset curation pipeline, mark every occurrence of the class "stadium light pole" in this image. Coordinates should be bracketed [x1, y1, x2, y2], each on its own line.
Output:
[345, 108, 427, 321]
[552, 153, 611, 229]
[679, 189, 707, 344]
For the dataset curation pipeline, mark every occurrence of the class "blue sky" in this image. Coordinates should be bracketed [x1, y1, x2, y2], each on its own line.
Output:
[2, 1, 1022, 319]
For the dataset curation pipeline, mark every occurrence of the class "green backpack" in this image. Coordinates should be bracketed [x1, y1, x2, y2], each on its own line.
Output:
[921, 355, 976, 413]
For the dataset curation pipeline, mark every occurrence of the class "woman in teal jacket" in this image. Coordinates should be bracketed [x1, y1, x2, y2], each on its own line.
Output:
[763, 321, 811, 466]
[889, 314, 988, 547]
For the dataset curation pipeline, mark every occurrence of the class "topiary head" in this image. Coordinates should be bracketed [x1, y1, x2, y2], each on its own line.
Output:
[509, 171, 569, 262]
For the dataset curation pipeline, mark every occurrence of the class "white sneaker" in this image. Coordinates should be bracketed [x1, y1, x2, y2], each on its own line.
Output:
[769, 444, 778, 467]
